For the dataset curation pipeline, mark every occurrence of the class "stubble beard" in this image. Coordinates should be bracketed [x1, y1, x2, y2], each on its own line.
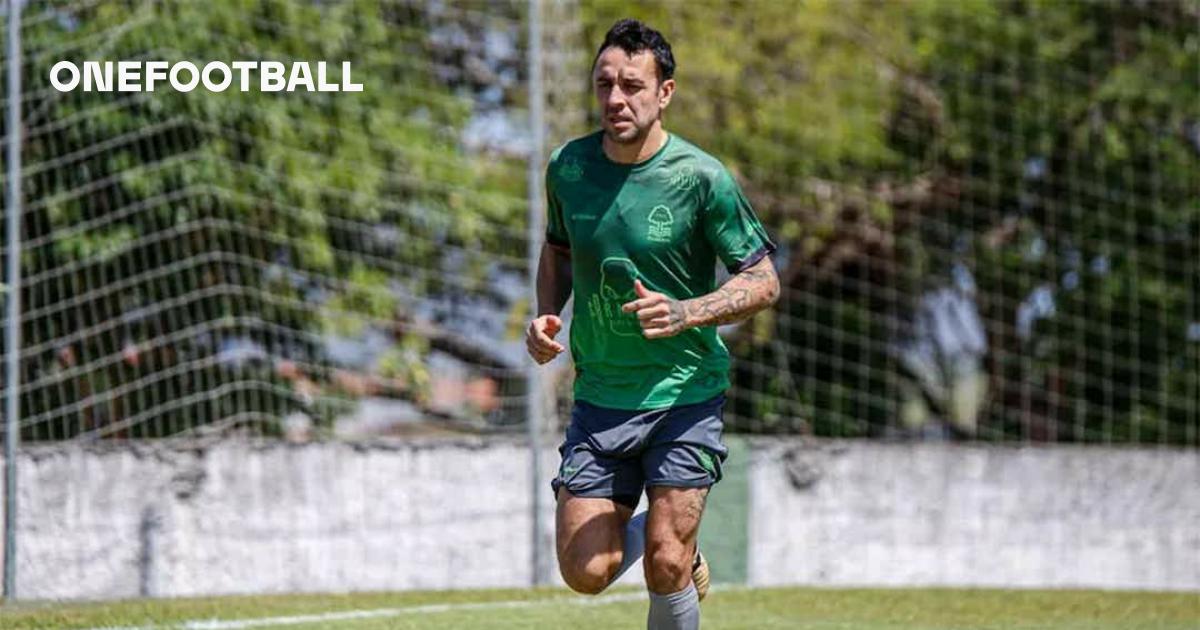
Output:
[604, 118, 651, 146]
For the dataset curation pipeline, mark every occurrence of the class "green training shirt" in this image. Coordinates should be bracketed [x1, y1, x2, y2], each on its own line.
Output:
[545, 131, 775, 410]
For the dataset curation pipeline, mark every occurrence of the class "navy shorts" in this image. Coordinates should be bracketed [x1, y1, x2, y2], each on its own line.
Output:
[551, 395, 728, 509]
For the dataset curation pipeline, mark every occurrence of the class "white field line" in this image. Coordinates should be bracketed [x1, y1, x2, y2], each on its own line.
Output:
[82, 590, 651, 630]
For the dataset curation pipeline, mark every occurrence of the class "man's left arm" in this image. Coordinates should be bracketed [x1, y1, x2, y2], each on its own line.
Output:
[622, 255, 780, 339]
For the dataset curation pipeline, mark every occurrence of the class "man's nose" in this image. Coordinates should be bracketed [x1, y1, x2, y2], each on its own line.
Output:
[605, 87, 626, 110]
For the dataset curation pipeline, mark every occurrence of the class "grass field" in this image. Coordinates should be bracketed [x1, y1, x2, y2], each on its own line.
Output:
[1, 586, 1197, 630]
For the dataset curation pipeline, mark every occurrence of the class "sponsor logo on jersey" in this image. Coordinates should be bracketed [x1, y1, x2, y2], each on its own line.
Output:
[667, 164, 700, 191]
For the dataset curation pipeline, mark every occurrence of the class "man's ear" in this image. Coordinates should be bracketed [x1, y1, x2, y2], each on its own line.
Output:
[658, 78, 676, 109]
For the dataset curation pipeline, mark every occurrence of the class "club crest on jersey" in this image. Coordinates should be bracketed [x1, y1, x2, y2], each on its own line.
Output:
[647, 205, 674, 243]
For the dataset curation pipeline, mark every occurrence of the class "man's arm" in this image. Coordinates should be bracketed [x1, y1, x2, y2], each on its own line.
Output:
[537, 242, 573, 316]
[680, 255, 779, 328]
[623, 255, 779, 339]
[527, 242, 573, 363]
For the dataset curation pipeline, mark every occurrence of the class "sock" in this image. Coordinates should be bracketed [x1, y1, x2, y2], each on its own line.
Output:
[646, 582, 700, 630]
[608, 510, 647, 585]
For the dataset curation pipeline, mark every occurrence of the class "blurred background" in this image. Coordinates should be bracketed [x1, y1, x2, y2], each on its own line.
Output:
[0, 0, 1197, 608]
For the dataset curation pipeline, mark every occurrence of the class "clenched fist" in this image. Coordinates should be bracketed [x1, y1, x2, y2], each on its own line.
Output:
[526, 314, 565, 364]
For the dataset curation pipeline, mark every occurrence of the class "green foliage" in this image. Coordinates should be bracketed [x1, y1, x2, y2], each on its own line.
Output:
[908, 0, 1199, 443]
[10, 0, 1196, 444]
[10, 0, 524, 439]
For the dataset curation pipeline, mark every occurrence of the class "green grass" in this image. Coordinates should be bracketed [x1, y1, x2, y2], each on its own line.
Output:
[1, 586, 1196, 630]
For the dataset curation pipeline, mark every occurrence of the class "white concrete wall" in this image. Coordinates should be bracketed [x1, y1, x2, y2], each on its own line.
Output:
[6, 439, 561, 600]
[748, 440, 1200, 591]
[3, 439, 1196, 600]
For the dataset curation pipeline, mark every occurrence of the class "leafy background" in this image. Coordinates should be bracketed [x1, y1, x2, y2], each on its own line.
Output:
[2, 0, 1196, 444]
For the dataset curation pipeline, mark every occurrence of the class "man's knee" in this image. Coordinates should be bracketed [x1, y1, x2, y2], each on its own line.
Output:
[644, 539, 691, 593]
[555, 489, 632, 595]
[558, 553, 614, 595]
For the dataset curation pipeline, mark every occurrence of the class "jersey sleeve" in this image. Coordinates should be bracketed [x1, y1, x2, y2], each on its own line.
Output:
[544, 152, 570, 250]
[702, 167, 776, 273]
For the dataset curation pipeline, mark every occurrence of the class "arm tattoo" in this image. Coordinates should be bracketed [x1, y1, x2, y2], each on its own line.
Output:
[667, 299, 688, 331]
[681, 262, 779, 328]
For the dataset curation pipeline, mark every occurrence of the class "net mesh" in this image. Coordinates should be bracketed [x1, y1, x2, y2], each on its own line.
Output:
[1, 0, 1197, 445]
[4, 0, 535, 441]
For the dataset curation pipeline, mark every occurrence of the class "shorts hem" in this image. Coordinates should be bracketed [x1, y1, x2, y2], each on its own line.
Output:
[573, 392, 727, 412]
[553, 483, 640, 509]
[643, 478, 718, 489]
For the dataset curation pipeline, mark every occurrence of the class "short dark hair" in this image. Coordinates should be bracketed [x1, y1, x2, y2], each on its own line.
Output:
[593, 19, 675, 82]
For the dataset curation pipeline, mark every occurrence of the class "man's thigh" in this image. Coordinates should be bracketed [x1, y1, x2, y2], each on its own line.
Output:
[644, 485, 708, 546]
[555, 488, 633, 567]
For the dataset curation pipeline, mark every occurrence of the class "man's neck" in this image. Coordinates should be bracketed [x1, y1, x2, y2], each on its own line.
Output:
[603, 124, 668, 165]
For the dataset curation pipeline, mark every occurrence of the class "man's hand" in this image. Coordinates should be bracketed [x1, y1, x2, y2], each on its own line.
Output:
[622, 280, 689, 339]
[526, 314, 565, 364]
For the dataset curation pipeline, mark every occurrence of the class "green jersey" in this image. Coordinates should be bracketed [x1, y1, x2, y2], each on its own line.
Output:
[545, 131, 775, 410]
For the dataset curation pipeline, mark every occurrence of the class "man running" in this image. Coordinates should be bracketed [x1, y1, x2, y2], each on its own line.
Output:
[526, 18, 779, 630]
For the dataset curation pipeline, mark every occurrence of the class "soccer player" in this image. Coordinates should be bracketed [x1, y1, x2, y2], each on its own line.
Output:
[526, 18, 779, 630]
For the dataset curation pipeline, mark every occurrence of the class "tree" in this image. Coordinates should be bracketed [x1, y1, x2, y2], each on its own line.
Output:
[5, 0, 526, 439]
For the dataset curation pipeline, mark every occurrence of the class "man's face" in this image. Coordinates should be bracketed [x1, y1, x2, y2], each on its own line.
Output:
[593, 47, 674, 145]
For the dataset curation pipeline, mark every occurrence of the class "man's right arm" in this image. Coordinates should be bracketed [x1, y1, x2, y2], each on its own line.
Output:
[527, 242, 572, 364]
[537, 242, 573, 316]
